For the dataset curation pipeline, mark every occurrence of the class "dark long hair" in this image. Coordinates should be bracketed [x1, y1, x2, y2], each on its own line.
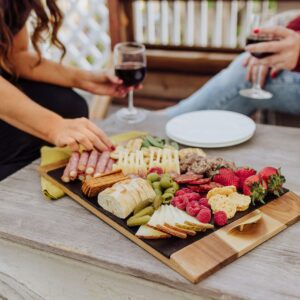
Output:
[0, 0, 66, 73]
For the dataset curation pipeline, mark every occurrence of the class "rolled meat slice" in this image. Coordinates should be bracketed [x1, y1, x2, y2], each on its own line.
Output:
[78, 151, 89, 172]
[69, 152, 80, 180]
[104, 158, 115, 174]
[61, 161, 71, 183]
[86, 150, 99, 175]
[94, 151, 110, 177]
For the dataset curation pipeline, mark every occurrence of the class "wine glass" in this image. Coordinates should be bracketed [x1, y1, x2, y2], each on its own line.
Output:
[114, 42, 147, 124]
[239, 14, 273, 100]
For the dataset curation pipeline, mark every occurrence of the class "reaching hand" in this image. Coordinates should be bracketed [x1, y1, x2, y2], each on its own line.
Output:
[48, 117, 114, 152]
[245, 26, 300, 75]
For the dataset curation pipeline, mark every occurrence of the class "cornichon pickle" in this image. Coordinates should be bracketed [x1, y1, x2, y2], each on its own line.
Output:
[160, 175, 173, 189]
[134, 206, 154, 218]
[153, 195, 163, 210]
[152, 181, 161, 190]
[164, 187, 176, 195]
[147, 172, 160, 183]
[127, 215, 151, 227]
[154, 188, 162, 196]
[162, 193, 174, 204]
[133, 199, 152, 215]
[171, 181, 180, 191]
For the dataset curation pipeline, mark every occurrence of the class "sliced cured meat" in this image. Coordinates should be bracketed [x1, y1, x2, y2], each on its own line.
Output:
[61, 161, 71, 183]
[187, 182, 223, 193]
[94, 151, 110, 177]
[78, 151, 89, 172]
[104, 158, 115, 174]
[69, 152, 80, 180]
[86, 150, 99, 175]
[187, 178, 211, 185]
[174, 173, 202, 184]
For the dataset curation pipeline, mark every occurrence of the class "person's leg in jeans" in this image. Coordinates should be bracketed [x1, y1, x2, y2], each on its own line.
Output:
[0, 78, 88, 180]
[164, 52, 300, 118]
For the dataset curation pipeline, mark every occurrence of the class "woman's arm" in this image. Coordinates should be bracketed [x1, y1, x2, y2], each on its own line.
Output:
[0, 76, 113, 152]
[9, 26, 129, 97]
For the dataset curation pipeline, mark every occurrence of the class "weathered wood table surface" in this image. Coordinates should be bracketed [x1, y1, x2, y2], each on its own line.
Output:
[0, 113, 300, 300]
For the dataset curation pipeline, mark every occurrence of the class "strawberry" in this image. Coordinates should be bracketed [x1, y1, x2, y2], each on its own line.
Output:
[259, 167, 286, 197]
[243, 175, 267, 205]
[213, 168, 239, 189]
[148, 167, 164, 175]
[235, 167, 256, 189]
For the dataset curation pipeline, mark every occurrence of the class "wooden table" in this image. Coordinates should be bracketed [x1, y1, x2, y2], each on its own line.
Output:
[0, 113, 300, 300]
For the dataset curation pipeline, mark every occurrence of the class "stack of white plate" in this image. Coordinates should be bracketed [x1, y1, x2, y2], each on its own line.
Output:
[166, 110, 256, 148]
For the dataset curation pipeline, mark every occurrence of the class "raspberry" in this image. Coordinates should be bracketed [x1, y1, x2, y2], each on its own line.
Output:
[183, 192, 200, 202]
[173, 196, 188, 210]
[198, 198, 210, 208]
[175, 188, 193, 196]
[214, 211, 228, 226]
[196, 208, 211, 223]
[186, 201, 201, 216]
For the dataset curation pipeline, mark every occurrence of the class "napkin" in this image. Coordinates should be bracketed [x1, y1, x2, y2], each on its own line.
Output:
[40, 131, 147, 200]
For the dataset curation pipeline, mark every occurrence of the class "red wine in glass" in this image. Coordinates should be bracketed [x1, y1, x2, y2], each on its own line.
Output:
[246, 35, 274, 59]
[115, 62, 146, 87]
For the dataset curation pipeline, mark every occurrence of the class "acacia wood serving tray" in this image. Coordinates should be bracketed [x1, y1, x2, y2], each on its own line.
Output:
[39, 161, 300, 284]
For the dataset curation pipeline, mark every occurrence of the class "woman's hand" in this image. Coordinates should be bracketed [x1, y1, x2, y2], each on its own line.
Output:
[243, 55, 270, 87]
[48, 117, 114, 152]
[245, 26, 300, 74]
[74, 70, 129, 97]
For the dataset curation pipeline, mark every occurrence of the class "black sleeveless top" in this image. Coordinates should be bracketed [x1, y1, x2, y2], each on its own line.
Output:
[2, 0, 31, 35]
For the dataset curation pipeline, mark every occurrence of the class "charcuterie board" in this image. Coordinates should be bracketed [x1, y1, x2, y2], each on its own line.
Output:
[39, 160, 300, 283]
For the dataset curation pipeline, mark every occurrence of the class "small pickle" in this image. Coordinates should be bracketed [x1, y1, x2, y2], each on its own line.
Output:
[164, 187, 176, 195]
[160, 175, 173, 189]
[147, 172, 160, 183]
[162, 193, 174, 204]
[127, 215, 151, 227]
[154, 188, 162, 196]
[134, 199, 152, 215]
[153, 195, 163, 210]
[134, 206, 154, 218]
[171, 181, 180, 192]
[152, 181, 161, 190]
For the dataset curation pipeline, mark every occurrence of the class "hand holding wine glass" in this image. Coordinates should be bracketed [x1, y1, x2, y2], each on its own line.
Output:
[114, 42, 147, 124]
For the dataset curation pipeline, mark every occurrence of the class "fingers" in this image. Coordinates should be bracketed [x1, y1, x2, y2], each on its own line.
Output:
[80, 127, 109, 152]
[254, 54, 285, 67]
[85, 119, 113, 149]
[73, 132, 94, 151]
[245, 40, 284, 54]
[253, 26, 292, 39]
[243, 55, 251, 67]
[69, 140, 80, 152]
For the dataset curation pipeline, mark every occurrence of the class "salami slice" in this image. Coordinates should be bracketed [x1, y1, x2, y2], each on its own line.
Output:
[186, 178, 211, 185]
[61, 161, 71, 183]
[175, 173, 202, 184]
[104, 158, 115, 174]
[78, 151, 89, 172]
[69, 152, 80, 180]
[86, 150, 99, 175]
[94, 151, 110, 177]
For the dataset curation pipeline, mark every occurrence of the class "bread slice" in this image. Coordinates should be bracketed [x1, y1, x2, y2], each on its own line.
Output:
[135, 225, 170, 239]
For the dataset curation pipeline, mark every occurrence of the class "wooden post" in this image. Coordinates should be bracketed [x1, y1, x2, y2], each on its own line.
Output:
[108, 0, 122, 49]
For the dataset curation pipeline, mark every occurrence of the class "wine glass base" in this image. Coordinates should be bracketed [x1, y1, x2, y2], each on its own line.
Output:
[239, 88, 273, 100]
[116, 107, 147, 124]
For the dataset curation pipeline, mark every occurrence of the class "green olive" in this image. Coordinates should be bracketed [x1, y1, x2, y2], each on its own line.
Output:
[147, 172, 160, 183]
[134, 200, 152, 215]
[154, 188, 162, 196]
[152, 181, 161, 190]
[134, 206, 154, 218]
[171, 182, 180, 192]
[160, 175, 173, 189]
[164, 187, 176, 195]
[162, 193, 174, 204]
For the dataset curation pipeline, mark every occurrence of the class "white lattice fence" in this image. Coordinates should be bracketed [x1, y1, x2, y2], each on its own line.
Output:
[40, 0, 111, 71]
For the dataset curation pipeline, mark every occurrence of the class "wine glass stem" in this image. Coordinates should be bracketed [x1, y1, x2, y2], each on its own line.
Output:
[253, 64, 263, 90]
[128, 90, 134, 113]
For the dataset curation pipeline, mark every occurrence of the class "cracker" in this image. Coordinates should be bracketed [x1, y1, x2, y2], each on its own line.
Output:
[228, 192, 251, 212]
[207, 186, 236, 199]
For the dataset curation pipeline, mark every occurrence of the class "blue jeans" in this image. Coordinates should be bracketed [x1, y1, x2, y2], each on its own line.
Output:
[165, 53, 300, 118]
